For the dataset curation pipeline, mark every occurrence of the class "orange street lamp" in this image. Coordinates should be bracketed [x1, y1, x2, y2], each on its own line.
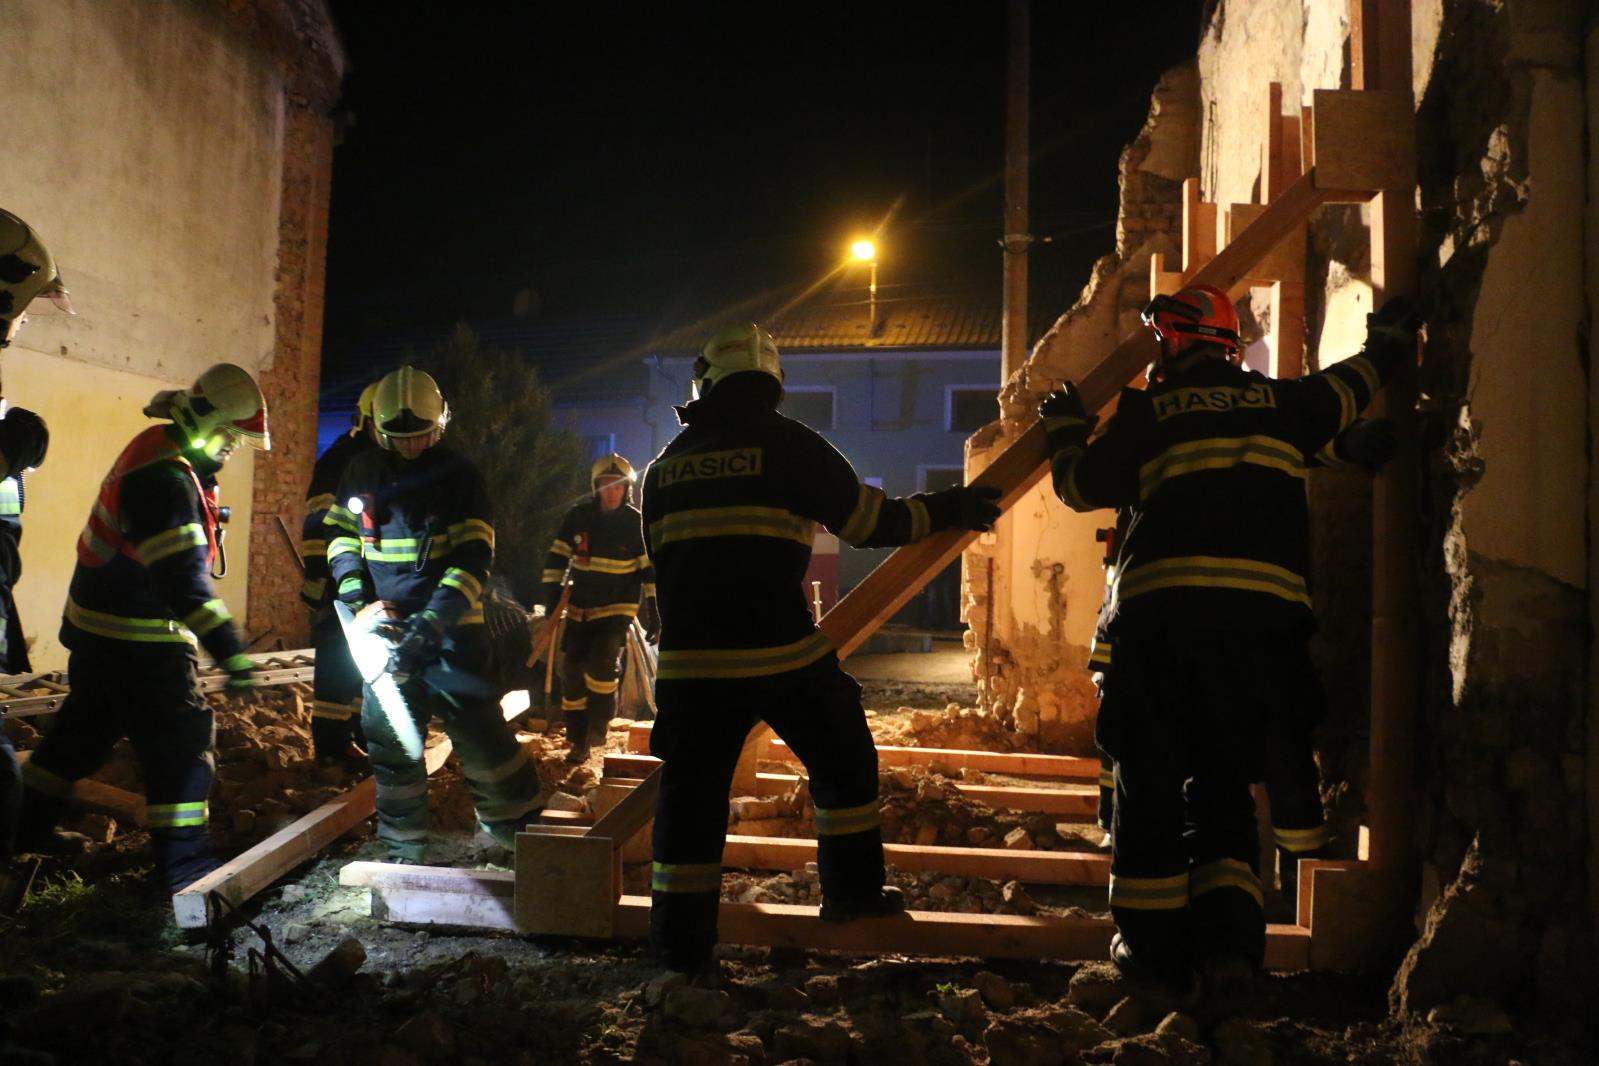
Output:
[850, 238, 878, 336]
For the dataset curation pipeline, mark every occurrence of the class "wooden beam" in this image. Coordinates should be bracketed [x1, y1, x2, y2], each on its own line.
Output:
[173, 738, 453, 928]
[1149, 252, 1185, 298]
[619, 728, 1099, 781]
[15, 750, 146, 827]
[515, 831, 620, 937]
[538, 809, 592, 826]
[717, 834, 1109, 886]
[586, 762, 660, 844]
[1181, 178, 1217, 275]
[341, 860, 517, 932]
[1263, 82, 1285, 202]
[1310, 89, 1414, 197]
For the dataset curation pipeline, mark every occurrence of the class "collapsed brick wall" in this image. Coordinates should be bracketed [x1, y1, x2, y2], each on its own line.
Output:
[247, 100, 336, 647]
[960, 64, 1197, 751]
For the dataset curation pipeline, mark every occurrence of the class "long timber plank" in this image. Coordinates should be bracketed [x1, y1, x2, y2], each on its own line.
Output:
[606, 746, 1096, 782]
[348, 864, 1307, 968]
[601, 768, 1098, 819]
[172, 738, 453, 928]
[719, 835, 1109, 886]
[15, 750, 147, 826]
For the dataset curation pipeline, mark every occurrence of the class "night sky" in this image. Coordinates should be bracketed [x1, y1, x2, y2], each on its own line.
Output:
[321, 3, 1200, 390]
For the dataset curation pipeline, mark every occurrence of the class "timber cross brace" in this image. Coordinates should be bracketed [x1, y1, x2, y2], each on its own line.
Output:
[342, 74, 1420, 973]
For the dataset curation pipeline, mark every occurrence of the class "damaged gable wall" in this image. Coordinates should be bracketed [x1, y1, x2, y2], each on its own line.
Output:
[971, 0, 1593, 1016]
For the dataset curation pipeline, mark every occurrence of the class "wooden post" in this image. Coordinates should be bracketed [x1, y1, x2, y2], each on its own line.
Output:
[1181, 178, 1217, 275]
[1001, 0, 1031, 381]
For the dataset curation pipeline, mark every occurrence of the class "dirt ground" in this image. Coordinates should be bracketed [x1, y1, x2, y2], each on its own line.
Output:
[1, 673, 1592, 1066]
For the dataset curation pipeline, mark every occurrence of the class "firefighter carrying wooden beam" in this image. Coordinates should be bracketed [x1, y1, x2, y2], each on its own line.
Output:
[640, 323, 1002, 976]
[1041, 283, 1419, 1005]
[540, 452, 658, 764]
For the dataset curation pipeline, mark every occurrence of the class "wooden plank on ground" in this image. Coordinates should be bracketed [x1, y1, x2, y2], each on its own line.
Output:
[514, 831, 619, 937]
[16, 750, 146, 826]
[586, 765, 660, 843]
[613, 738, 1097, 781]
[171, 738, 453, 928]
[340, 860, 517, 932]
[718, 835, 1110, 886]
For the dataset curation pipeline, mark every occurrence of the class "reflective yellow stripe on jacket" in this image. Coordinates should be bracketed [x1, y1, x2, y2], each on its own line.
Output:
[1117, 555, 1310, 607]
[649, 506, 814, 550]
[1137, 434, 1304, 502]
[65, 598, 194, 644]
[656, 630, 832, 681]
[135, 523, 208, 567]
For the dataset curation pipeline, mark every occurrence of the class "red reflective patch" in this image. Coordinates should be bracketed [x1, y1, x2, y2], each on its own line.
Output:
[233, 408, 267, 434]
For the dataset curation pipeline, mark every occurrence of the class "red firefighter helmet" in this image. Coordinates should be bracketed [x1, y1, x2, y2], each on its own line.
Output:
[1140, 284, 1240, 358]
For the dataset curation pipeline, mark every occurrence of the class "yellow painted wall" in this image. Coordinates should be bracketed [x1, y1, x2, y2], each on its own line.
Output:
[5, 354, 255, 671]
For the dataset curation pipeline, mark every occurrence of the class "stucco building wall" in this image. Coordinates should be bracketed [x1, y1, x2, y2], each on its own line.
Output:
[0, 0, 341, 666]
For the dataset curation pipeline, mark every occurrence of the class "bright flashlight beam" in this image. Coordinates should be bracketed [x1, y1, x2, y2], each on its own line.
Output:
[850, 239, 876, 261]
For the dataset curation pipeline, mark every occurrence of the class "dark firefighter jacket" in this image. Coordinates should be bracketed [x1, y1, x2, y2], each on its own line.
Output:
[641, 375, 970, 682]
[299, 430, 378, 611]
[324, 444, 493, 630]
[540, 499, 655, 622]
[63, 425, 245, 665]
[0, 477, 29, 672]
[1048, 339, 1404, 642]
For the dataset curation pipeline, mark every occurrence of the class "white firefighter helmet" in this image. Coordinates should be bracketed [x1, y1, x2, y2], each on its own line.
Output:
[373, 366, 449, 446]
[0, 209, 74, 348]
[164, 363, 271, 452]
[591, 452, 634, 490]
[692, 323, 781, 397]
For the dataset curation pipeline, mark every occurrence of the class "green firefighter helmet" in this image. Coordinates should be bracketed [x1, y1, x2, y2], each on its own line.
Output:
[692, 323, 781, 398]
[0, 208, 74, 348]
[591, 452, 634, 491]
[170, 363, 271, 452]
[373, 365, 449, 446]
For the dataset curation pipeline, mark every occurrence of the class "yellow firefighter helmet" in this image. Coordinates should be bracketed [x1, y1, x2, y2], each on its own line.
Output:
[373, 366, 449, 446]
[692, 323, 781, 397]
[591, 452, 634, 490]
[0, 208, 73, 348]
[170, 363, 271, 452]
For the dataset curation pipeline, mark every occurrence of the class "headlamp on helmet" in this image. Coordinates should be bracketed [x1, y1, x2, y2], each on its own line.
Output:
[692, 323, 782, 399]
[167, 363, 271, 456]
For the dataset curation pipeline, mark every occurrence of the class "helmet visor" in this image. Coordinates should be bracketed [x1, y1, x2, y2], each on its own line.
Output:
[27, 278, 74, 316]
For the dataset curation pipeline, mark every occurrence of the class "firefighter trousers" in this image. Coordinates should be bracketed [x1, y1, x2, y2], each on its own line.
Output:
[1097, 630, 1277, 976]
[1261, 639, 1329, 909]
[361, 636, 541, 861]
[560, 618, 629, 752]
[18, 645, 217, 894]
[309, 611, 366, 760]
[649, 655, 882, 971]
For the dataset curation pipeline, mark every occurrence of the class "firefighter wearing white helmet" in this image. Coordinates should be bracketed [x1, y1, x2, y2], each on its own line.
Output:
[0, 208, 65, 860]
[641, 324, 1003, 974]
[0, 208, 73, 350]
[16, 363, 266, 889]
[298, 377, 385, 770]
[540, 451, 657, 763]
[323, 366, 539, 860]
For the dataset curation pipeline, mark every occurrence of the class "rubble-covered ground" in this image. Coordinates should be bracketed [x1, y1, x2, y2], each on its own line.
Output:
[2, 679, 1592, 1065]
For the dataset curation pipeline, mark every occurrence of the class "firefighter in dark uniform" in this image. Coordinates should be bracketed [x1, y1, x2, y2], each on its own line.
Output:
[1040, 284, 1416, 994]
[17, 363, 266, 892]
[1083, 415, 1397, 912]
[300, 379, 380, 768]
[325, 366, 541, 862]
[541, 452, 659, 763]
[642, 323, 1002, 974]
[0, 207, 67, 861]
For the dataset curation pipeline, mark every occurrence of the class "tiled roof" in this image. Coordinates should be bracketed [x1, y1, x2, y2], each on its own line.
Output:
[766, 296, 1001, 351]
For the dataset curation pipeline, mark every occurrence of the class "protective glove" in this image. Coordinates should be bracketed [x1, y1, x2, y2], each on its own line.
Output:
[1367, 295, 1421, 344]
[927, 485, 1002, 533]
[389, 609, 444, 679]
[1337, 418, 1397, 472]
[220, 653, 256, 699]
[0, 408, 49, 477]
[639, 595, 662, 645]
[1038, 382, 1088, 424]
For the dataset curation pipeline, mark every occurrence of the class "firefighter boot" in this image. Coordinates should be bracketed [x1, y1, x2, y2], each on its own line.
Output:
[819, 884, 905, 923]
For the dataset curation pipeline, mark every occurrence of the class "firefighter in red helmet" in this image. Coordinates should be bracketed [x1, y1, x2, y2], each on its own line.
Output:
[1039, 283, 1418, 1005]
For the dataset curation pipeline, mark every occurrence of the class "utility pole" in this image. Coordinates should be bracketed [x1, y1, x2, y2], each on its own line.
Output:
[1000, 0, 1031, 382]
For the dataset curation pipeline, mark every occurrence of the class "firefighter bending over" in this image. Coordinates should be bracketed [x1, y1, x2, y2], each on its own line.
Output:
[1040, 284, 1418, 1002]
[299, 379, 381, 770]
[18, 364, 265, 893]
[325, 366, 541, 862]
[641, 323, 1001, 975]
[541, 452, 658, 764]
[0, 208, 66, 862]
